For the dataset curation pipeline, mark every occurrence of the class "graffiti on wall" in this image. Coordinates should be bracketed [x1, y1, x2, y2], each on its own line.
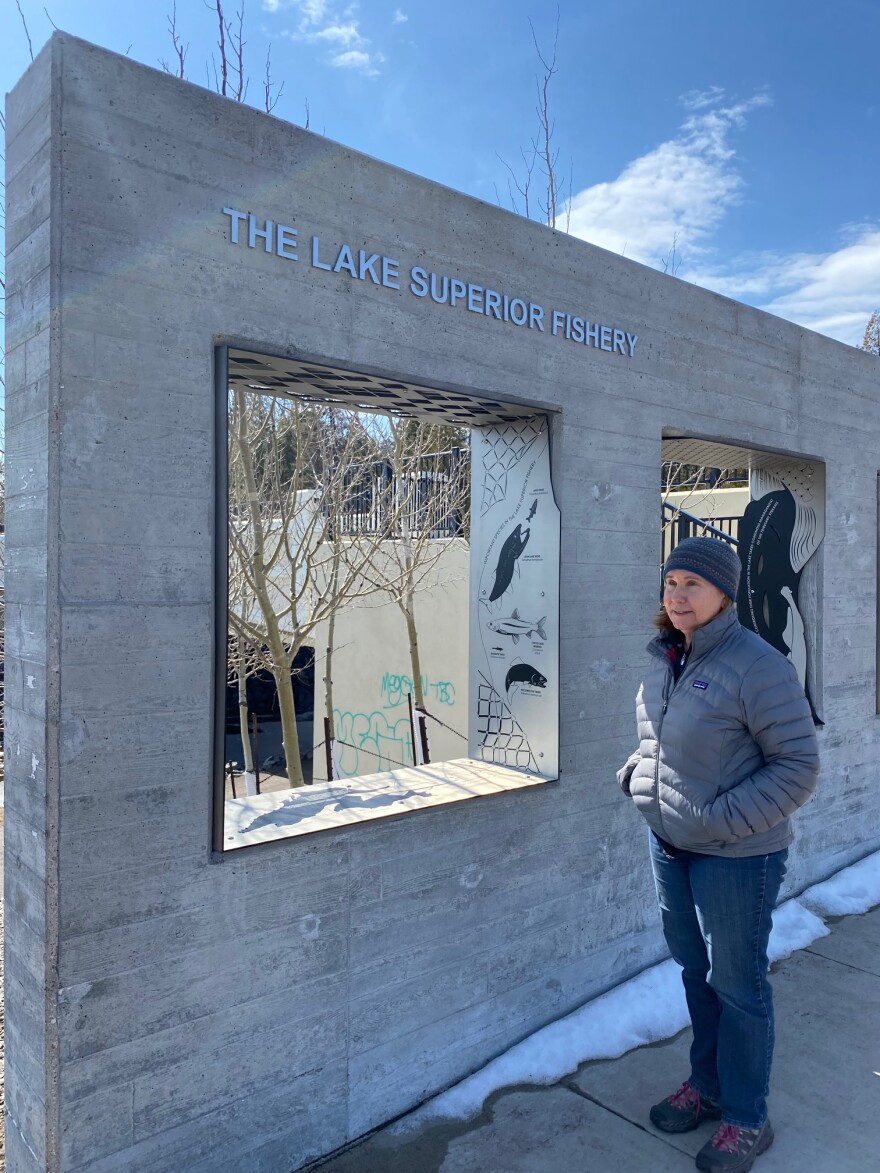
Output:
[333, 667, 461, 777]
[332, 708, 415, 777]
[380, 672, 457, 709]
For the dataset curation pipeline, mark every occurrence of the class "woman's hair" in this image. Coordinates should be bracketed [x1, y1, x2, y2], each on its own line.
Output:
[652, 606, 676, 632]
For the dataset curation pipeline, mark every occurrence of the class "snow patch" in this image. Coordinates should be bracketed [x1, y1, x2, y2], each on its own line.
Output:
[30, 754, 40, 780]
[395, 851, 880, 1129]
[767, 898, 828, 962]
[394, 959, 688, 1131]
[800, 850, 880, 917]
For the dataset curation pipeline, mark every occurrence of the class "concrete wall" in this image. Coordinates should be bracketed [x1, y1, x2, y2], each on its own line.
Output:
[5, 34, 880, 1172]
[310, 540, 469, 779]
[666, 486, 750, 519]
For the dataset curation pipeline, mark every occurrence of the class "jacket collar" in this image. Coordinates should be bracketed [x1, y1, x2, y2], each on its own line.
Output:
[648, 603, 740, 664]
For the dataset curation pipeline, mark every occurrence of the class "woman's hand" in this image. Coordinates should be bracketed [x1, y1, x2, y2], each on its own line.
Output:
[617, 750, 640, 796]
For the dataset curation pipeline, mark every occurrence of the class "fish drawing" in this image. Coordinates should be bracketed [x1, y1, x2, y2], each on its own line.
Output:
[527, 499, 538, 522]
[487, 609, 547, 644]
[505, 663, 548, 693]
[488, 524, 530, 602]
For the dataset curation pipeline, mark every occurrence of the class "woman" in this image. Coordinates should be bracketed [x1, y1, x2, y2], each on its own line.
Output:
[617, 536, 819, 1173]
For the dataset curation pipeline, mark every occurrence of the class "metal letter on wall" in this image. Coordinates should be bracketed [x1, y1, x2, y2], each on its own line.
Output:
[469, 416, 560, 777]
[736, 463, 825, 721]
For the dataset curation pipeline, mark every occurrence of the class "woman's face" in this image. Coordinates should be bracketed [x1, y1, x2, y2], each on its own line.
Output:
[663, 569, 728, 642]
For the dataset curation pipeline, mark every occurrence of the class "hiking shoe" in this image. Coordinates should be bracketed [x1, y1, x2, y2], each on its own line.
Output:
[695, 1119, 774, 1172]
[649, 1080, 721, 1133]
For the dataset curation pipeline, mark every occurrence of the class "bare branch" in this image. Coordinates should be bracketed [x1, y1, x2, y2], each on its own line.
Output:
[501, 7, 562, 228]
[264, 44, 284, 112]
[16, 0, 34, 61]
[161, 3, 188, 78]
[563, 158, 573, 233]
[213, 0, 228, 96]
[660, 231, 682, 277]
[231, 3, 247, 102]
[496, 148, 534, 219]
[529, 7, 560, 227]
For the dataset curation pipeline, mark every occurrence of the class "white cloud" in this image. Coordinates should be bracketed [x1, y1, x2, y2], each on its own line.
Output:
[680, 85, 727, 111]
[270, 0, 383, 75]
[566, 93, 771, 266]
[313, 22, 361, 46]
[393, 7, 408, 22]
[331, 49, 381, 73]
[689, 227, 880, 346]
[563, 89, 877, 346]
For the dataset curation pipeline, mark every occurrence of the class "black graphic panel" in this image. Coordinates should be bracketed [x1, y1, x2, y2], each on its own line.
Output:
[736, 486, 820, 722]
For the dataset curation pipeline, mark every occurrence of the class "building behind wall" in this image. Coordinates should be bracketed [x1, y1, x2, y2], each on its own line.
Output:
[5, 34, 880, 1172]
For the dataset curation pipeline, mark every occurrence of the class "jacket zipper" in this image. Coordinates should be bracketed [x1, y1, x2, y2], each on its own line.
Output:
[654, 665, 674, 839]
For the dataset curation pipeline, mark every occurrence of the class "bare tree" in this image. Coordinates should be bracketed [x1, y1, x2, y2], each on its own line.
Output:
[158, 1, 296, 115]
[226, 570, 261, 793]
[499, 8, 571, 229]
[861, 309, 880, 356]
[357, 418, 469, 715]
[227, 392, 413, 786]
[661, 462, 748, 561]
[160, 2, 188, 79]
[660, 231, 682, 277]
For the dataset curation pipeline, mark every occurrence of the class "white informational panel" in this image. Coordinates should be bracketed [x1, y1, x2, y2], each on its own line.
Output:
[469, 416, 560, 778]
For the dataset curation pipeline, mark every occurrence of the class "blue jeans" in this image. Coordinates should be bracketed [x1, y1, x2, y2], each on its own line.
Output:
[649, 831, 788, 1128]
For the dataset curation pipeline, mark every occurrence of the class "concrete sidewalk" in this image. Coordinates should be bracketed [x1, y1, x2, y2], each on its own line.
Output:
[315, 905, 880, 1172]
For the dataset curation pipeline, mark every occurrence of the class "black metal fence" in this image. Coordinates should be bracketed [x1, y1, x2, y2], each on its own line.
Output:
[662, 502, 739, 564]
[337, 447, 469, 540]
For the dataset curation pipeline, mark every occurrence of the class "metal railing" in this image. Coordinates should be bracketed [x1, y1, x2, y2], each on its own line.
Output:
[337, 447, 469, 540]
[662, 502, 739, 564]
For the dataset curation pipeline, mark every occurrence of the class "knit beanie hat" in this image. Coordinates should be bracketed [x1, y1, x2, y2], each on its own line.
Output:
[663, 536, 741, 602]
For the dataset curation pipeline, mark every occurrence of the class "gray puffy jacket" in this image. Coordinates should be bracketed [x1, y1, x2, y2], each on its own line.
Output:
[617, 605, 819, 857]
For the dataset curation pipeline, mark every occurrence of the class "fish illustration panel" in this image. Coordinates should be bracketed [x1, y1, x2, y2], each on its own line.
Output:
[469, 416, 560, 779]
[737, 464, 825, 724]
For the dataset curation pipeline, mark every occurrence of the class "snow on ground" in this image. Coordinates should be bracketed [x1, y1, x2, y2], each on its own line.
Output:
[223, 758, 548, 848]
[799, 850, 880, 917]
[394, 848, 880, 1130]
[767, 898, 829, 962]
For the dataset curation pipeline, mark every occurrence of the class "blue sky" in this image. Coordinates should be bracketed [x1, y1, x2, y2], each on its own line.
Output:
[3, 0, 879, 345]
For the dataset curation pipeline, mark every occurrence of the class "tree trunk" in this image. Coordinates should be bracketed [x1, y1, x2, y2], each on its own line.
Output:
[325, 624, 336, 737]
[324, 549, 341, 741]
[236, 638, 258, 795]
[273, 656, 304, 786]
[233, 391, 303, 786]
[403, 595, 425, 709]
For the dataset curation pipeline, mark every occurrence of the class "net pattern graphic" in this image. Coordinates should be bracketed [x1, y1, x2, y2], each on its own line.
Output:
[479, 419, 543, 515]
[476, 675, 537, 770]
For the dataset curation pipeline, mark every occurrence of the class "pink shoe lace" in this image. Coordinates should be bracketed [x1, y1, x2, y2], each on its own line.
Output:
[711, 1124, 754, 1153]
[668, 1081, 700, 1109]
